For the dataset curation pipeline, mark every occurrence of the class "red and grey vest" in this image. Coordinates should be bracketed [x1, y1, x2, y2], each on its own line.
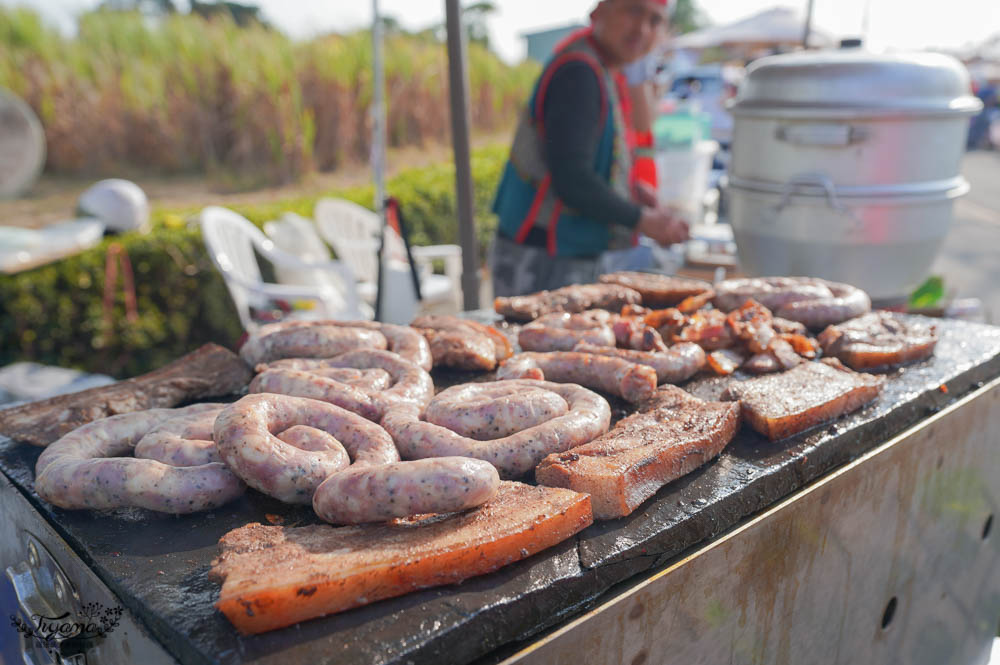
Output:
[492, 30, 636, 258]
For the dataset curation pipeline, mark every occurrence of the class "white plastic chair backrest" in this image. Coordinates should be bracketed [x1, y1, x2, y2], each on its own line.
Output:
[314, 198, 381, 285]
[262, 213, 352, 316]
[199, 206, 268, 327]
[263, 212, 333, 283]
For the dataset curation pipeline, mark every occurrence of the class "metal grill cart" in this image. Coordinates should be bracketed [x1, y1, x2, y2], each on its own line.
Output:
[2, 316, 999, 665]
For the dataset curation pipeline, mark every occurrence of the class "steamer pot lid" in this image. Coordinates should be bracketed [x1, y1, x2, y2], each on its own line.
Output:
[731, 49, 982, 116]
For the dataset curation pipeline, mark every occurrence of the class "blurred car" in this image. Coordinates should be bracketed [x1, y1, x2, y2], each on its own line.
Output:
[661, 64, 741, 146]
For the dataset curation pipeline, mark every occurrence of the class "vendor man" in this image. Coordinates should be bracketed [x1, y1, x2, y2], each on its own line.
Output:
[490, 0, 688, 297]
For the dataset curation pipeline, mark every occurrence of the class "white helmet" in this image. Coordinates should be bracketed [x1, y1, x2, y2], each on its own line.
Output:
[77, 178, 151, 233]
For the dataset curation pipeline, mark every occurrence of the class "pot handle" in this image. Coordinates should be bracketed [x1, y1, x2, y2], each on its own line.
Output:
[772, 173, 865, 234]
[775, 173, 844, 211]
[775, 123, 864, 146]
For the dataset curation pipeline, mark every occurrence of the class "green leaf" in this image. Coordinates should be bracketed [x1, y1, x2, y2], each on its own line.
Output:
[908, 275, 945, 309]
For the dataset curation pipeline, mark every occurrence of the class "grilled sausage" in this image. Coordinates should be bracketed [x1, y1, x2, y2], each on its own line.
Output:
[240, 320, 433, 370]
[240, 323, 387, 367]
[214, 394, 398, 504]
[312, 457, 500, 524]
[133, 403, 226, 467]
[497, 352, 657, 403]
[35, 404, 245, 514]
[713, 277, 871, 329]
[571, 342, 706, 384]
[383, 380, 610, 478]
[250, 349, 434, 421]
[518, 311, 616, 352]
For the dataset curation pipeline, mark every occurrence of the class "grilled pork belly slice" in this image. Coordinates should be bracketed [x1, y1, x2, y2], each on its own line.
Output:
[211, 481, 592, 634]
[722, 359, 884, 441]
[0, 344, 250, 447]
[817, 312, 938, 371]
[536, 386, 740, 520]
[598, 271, 712, 308]
[494, 283, 640, 322]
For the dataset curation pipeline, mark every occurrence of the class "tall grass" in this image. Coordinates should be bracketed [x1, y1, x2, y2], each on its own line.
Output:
[0, 8, 537, 186]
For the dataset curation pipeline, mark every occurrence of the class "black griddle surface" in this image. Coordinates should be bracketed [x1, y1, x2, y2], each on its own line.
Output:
[2, 316, 999, 665]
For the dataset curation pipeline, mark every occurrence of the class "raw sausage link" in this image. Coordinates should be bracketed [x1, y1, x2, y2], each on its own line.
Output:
[298, 367, 391, 391]
[272, 425, 350, 468]
[133, 403, 226, 467]
[382, 379, 610, 478]
[214, 393, 398, 504]
[572, 342, 706, 384]
[275, 319, 433, 370]
[239, 320, 433, 370]
[240, 323, 387, 367]
[497, 352, 657, 403]
[250, 349, 434, 421]
[312, 457, 500, 524]
[35, 404, 245, 514]
[518, 311, 616, 352]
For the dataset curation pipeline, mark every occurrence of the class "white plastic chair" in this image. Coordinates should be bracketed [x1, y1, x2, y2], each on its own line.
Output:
[199, 206, 366, 332]
[263, 212, 374, 320]
[313, 197, 463, 313]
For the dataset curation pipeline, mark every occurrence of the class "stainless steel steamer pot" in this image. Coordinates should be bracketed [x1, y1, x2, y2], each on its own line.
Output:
[727, 50, 981, 299]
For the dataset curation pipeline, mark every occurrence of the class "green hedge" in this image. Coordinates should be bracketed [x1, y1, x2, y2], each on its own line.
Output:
[0, 145, 509, 378]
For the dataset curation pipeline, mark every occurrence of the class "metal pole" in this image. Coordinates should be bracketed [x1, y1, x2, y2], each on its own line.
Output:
[861, 0, 872, 46]
[444, 0, 481, 311]
[372, 0, 387, 217]
[802, 0, 815, 49]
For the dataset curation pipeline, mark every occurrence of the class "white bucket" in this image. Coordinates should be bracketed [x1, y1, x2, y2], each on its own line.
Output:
[655, 140, 718, 224]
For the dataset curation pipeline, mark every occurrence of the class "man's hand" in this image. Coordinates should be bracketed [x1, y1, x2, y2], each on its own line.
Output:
[634, 181, 658, 208]
[637, 206, 689, 247]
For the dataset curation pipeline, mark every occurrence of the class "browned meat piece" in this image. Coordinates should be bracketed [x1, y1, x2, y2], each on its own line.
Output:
[741, 336, 803, 374]
[722, 359, 884, 440]
[676, 289, 716, 313]
[780, 333, 820, 359]
[536, 386, 740, 519]
[707, 349, 746, 376]
[610, 317, 668, 351]
[817, 312, 938, 371]
[494, 283, 641, 322]
[675, 309, 735, 350]
[725, 299, 777, 353]
[772, 317, 808, 336]
[644, 307, 687, 342]
[211, 481, 593, 634]
[599, 271, 712, 308]
[620, 303, 652, 318]
[411, 315, 512, 371]
[742, 352, 780, 374]
[0, 344, 251, 447]
[713, 277, 871, 329]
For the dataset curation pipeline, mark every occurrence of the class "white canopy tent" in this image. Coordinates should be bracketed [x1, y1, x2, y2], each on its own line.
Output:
[672, 7, 834, 51]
